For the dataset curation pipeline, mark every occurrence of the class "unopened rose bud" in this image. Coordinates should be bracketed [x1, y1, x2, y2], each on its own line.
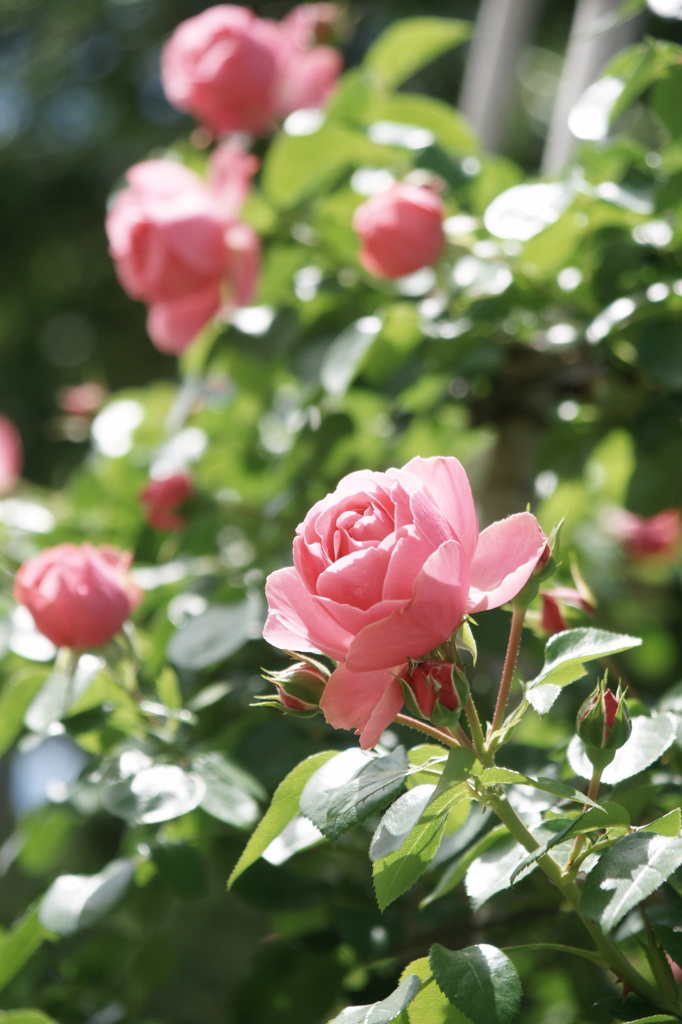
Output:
[257, 660, 329, 718]
[577, 680, 631, 771]
[402, 659, 468, 727]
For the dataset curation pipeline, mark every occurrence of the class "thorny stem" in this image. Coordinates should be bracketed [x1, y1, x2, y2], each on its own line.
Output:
[464, 696, 492, 765]
[486, 789, 682, 1016]
[491, 600, 527, 738]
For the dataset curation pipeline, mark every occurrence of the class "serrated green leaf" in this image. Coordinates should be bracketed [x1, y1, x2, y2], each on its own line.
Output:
[407, 745, 448, 788]
[301, 747, 409, 842]
[0, 908, 52, 994]
[39, 859, 134, 936]
[397, 957, 468, 1023]
[567, 713, 676, 783]
[430, 943, 522, 1024]
[101, 764, 204, 825]
[370, 785, 436, 862]
[363, 17, 471, 90]
[228, 750, 337, 887]
[478, 768, 527, 786]
[466, 837, 526, 910]
[421, 825, 509, 907]
[580, 833, 682, 932]
[526, 628, 641, 713]
[373, 784, 468, 910]
[328, 974, 422, 1024]
[640, 808, 682, 837]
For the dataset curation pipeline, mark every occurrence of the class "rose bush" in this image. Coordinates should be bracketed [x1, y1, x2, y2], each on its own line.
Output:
[161, 4, 341, 138]
[264, 456, 547, 746]
[106, 145, 259, 353]
[353, 182, 446, 279]
[15, 544, 141, 649]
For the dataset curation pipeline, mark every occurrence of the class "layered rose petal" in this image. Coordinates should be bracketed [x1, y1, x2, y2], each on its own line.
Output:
[401, 456, 478, 561]
[467, 512, 547, 612]
[263, 566, 352, 660]
[320, 663, 405, 749]
[147, 283, 222, 355]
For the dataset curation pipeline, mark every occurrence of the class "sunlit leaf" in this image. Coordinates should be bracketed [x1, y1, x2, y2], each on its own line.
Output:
[363, 17, 471, 89]
[167, 601, 258, 671]
[580, 833, 682, 932]
[39, 859, 134, 936]
[0, 908, 52, 995]
[192, 752, 265, 829]
[102, 764, 205, 824]
[567, 713, 676, 782]
[328, 974, 421, 1024]
[430, 944, 522, 1024]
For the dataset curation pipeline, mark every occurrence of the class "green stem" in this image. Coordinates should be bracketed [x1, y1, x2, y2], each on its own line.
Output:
[394, 713, 459, 749]
[567, 768, 602, 868]
[642, 907, 679, 1003]
[485, 789, 681, 1015]
[464, 696, 492, 765]
[491, 600, 527, 737]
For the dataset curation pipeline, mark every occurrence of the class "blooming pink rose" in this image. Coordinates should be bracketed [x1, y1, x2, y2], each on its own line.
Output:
[161, 4, 341, 138]
[106, 145, 259, 354]
[0, 416, 22, 495]
[140, 473, 194, 531]
[608, 507, 681, 559]
[264, 456, 547, 748]
[353, 183, 446, 279]
[15, 544, 141, 650]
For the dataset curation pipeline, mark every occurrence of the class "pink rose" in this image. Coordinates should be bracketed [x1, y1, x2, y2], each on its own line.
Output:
[264, 456, 547, 748]
[608, 507, 681, 559]
[0, 416, 22, 495]
[353, 183, 446, 279]
[15, 544, 141, 650]
[106, 145, 259, 354]
[140, 473, 194, 531]
[160, 4, 341, 138]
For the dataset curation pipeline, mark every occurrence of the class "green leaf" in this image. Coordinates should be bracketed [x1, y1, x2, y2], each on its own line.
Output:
[0, 672, 48, 757]
[228, 751, 337, 887]
[192, 751, 265, 829]
[370, 785, 437, 861]
[526, 628, 642, 714]
[406, 745, 448, 788]
[466, 837, 530, 910]
[567, 713, 676, 783]
[430, 943, 522, 1024]
[0, 908, 52, 994]
[328, 974, 421, 1024]
[167, 601, 258, 671]
[580, 833, 682, 932]
[25, 655, 103, 733]
[0, 1012, 59, 1024]
[363, 17, 471, 90]
[102, 764, 205, 824]
[654, 924, 682, 971]
[641, 808, 682, 837]
[39, 859, 134, 936]
[321, 316, 383, 398]
[151, 842, 207, 900]
[373, 784, 468, 910]
[478, 768, 527, 786]
[396, 957, 467, 1023]
[421, 825, 509, 907]
[300, 747, 409, 842]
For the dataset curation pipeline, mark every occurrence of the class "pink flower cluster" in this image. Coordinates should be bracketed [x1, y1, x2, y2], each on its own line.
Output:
[264, 456, 547, 748]
[106, 144, 259, 354]
[161, 4, 342, 137]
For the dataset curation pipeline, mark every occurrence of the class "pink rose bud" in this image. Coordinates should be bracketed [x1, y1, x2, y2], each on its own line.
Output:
[0, 416, 22, 495]
[257, 658, 329, 718]
[106, 149, 259, 354]
[14, 544, 141, 650]
[352, 183, 446, 279]
[140, 473, 194, 531]
[402, 659, 467, 726]
[609, 507, 681, 559]
[577, 680, 631, 771]
[264, 455, 547, 748]
[540, 586, 594, 636]
[161, 4, 341, 138]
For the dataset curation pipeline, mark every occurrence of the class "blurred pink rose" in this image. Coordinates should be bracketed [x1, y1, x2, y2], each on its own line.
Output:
[264, 456, 547, 747]
[15, 544, 141, 649]
[609, 507, 681, 559]
[106, 144, 259, 354]
[161, 4, 341, 138]
[353, 183, 446, 279]
[0, 416, 22, 495]
[57, 383, 108, 418]
[140, 473, 194, 531]
[540, 586, 593, 635]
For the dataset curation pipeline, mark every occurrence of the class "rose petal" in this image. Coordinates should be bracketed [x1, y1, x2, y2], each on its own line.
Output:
[467, 512, 547, 612]
[400, 456, 478, 560]
[263, 566, 352, 660]
[320, 663, 404, 748]
[146, 284, 222, 354]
